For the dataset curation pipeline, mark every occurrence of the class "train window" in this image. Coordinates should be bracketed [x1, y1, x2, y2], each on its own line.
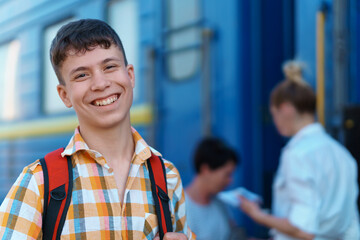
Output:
[168, 0, 199, 28]
[43, 18, 74, 114]
[165, 0, 201, 81]
[0, 40, 20, 120]
[108, 0, 139, 100]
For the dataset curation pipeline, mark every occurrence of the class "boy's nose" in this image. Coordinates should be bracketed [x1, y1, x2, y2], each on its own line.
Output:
[91, 72, 111, 91]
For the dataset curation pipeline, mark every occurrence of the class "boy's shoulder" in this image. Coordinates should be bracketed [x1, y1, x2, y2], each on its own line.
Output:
[17, 159, 45, 186]
[162, 158, 180, 177]
[149, 147, 180, 177]
[26, 159, 43, 174]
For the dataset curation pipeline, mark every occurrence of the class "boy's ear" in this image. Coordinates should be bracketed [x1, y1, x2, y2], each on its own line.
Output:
[57, 84, 72, 108]
[200, 164, 211, 175]
[126, 64, 135, 88]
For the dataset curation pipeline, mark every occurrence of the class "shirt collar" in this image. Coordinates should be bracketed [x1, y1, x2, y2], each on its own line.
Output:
[285, 122, 324, 149]
[131, 126, 162, 163]
[61, 126, 161, 164]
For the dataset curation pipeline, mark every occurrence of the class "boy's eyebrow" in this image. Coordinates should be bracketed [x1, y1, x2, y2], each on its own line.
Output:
[69, 66, 88, 76]
[102, 57, 122, 64]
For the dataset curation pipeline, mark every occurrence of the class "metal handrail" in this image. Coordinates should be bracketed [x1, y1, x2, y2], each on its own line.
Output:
[316, 5, 327, 126]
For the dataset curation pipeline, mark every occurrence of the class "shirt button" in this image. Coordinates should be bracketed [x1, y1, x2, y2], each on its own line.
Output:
[108, 168, 114, 173]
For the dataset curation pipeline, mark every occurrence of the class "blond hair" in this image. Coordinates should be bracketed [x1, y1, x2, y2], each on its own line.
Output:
[282, 60, 306, 84]
[270, 60, 316, 114]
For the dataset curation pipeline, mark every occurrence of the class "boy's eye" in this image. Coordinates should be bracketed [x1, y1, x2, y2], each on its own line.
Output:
[75, 73, 86, 79]
[105, 65, 116, 70]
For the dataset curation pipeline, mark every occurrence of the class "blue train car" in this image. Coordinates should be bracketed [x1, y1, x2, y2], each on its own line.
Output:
[0, 0, 359, 237]
[0, 0, 245, 200]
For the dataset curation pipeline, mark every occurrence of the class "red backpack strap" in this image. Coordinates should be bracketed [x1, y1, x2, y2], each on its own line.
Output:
[40, 148, 73, 240]
[148, 152, 173, 240]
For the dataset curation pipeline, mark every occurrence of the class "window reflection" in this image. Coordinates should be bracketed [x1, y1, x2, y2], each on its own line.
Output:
[0, 40, 20, 120]
[43, 18, 74, 114]
[165, 0, 201, 81]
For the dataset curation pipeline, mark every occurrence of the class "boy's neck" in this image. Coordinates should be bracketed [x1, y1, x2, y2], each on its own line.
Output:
[186, 176, 213, 205]
[78, 120, 135, 165]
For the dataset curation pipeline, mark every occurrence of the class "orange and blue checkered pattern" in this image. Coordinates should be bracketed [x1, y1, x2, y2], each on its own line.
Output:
[0, 127, 195, 239]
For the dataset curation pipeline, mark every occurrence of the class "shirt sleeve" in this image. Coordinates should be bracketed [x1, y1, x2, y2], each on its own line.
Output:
[0, 161, 44, 239]
[282, 152, 320, 234]
[164, 160, 196, 240]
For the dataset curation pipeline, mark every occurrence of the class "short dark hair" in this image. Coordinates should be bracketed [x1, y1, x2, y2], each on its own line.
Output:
[194, 137, 239, 174]
[50, 18, 128, 84]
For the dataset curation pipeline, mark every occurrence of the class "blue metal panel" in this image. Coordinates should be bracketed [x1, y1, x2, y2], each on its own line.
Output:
[0, 141, 11, 201]
[241, 0, 292, 236]
[296, 0, 337, 129]
[357, 0, 360, 102]
[157, 76, 203, 186]
[0, 132, 72, 202]
[323, 1, 335, 129]
[204, 0, 242, 164]
[261, 0, 290, 210]
[350, 0, 360, 103]
[296, 0, 323, 86]
[153, 0, 204, 186]
[18, 28, 43, 120]
[0, 0, 86, 38]
[77, 0, 106, 19]
[136, 0, 156, 106]
[239, 0, 254, 202]
[248, 0, 263, 201]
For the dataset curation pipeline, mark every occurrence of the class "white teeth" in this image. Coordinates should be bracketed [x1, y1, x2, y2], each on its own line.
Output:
[94, 95, 118, 106]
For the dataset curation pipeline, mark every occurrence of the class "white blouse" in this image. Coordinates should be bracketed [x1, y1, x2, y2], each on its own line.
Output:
[272, 123, 360, 240]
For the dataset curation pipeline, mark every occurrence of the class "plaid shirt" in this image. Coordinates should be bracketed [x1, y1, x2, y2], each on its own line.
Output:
[0, 127, 195, 239]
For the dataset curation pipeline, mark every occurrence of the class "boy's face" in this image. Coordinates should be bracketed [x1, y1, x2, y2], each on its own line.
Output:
[57, 45, 135, 130]
[202, 161, 236, 195]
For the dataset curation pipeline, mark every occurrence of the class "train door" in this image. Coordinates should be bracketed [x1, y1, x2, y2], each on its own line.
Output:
[238, 0, 295, 236]
[155, 0, 204, 184]
[243, 0, 295, 210]
[344, 0, 360, 211]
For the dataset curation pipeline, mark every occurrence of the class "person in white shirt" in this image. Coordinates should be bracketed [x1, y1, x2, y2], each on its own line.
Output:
[240, 61, 360, 240]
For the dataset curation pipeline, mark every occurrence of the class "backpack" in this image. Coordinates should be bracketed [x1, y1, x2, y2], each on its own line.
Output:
[40, 148, 173, 240]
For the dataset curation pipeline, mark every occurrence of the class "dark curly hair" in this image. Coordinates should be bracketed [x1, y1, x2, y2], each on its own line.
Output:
[50, 19, 128, 84]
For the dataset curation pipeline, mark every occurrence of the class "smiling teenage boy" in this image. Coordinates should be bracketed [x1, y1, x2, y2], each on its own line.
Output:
[0, 19, 194, 240]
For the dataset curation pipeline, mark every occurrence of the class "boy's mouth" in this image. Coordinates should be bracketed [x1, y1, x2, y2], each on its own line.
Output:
[92, 94, 119, 106]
